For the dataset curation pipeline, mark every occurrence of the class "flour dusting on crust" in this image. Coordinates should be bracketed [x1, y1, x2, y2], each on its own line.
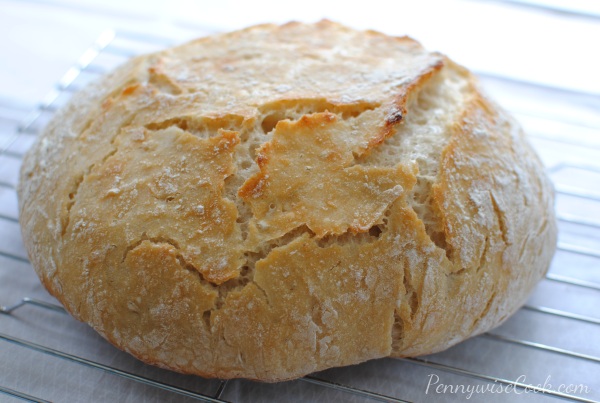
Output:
[17, 20, 557, 381]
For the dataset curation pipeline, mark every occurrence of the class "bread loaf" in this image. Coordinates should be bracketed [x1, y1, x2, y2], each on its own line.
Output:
[18, 20, 557, 381]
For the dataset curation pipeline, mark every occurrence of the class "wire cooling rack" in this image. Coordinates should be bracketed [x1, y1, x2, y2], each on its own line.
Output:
[0, 28, 599, 403]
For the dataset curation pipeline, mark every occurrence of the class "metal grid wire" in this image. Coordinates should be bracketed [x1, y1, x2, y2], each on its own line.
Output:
[0, 27, 599, 403]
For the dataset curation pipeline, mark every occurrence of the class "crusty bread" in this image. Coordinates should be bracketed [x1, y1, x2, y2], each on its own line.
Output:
[18, 20, 557, 381]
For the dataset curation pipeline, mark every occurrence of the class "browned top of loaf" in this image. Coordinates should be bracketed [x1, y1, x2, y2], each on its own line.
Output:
[18, 20, 556, 381]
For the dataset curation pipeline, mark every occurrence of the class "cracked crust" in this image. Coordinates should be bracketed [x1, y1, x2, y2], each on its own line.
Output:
[17, 20, 557, 381]
[239, 111, 416, 244]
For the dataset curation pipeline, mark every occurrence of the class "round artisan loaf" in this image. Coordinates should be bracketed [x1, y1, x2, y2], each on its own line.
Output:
[18, 20, 557, 381]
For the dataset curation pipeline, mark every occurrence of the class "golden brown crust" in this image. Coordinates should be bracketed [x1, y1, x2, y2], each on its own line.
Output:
[18, 20, 556, 381]
[239, 111, 416, 244]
